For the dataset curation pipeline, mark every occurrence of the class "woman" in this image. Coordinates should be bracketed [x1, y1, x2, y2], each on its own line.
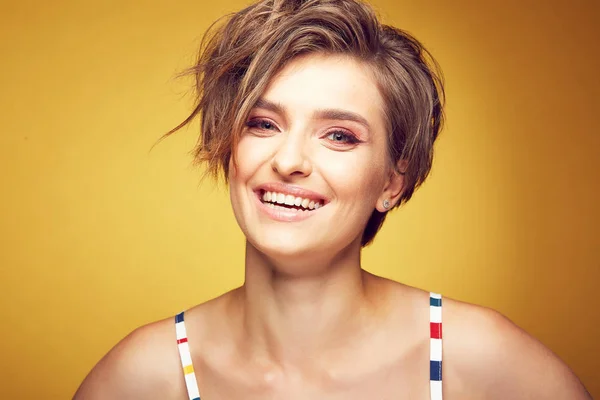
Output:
[74, 0, 591, 398]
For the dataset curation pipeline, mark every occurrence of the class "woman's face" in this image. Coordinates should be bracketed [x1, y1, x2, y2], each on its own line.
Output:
[229, 53, 400, 266]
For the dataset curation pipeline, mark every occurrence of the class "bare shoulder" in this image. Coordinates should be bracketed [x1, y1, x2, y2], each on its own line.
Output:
[73, 316, 185, 400]
[441, 297, 591, 399]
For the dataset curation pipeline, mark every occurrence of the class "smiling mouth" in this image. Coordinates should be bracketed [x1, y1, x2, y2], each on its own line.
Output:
[258, 189, 325, 211]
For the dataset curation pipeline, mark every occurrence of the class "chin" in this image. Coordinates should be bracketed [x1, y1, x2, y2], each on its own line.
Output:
[248, 229, 358, 274]
[253, 232, 322, 259]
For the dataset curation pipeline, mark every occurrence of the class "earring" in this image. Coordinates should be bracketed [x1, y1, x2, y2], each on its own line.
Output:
[383, 199, 391, 209]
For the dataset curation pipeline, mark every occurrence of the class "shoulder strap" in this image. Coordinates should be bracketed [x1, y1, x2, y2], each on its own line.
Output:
[429, 292, 443, 400]
[175, 312, 201, 400]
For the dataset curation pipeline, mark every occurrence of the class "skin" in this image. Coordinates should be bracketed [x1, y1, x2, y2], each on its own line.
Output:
[74, 54, 591, 399]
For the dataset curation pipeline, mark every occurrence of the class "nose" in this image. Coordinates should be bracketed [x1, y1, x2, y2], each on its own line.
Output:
[271, 130, 313, 178]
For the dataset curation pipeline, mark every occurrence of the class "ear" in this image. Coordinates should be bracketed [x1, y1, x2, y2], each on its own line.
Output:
[375, 159, 407, 212]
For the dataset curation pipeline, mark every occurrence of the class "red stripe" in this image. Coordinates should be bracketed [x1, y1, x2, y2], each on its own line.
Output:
[177, 337, 188, 344]
[430, 322, 442, 339]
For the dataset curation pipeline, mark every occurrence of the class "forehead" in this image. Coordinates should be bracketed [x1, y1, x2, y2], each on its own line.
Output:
[259, 54, 386, 126]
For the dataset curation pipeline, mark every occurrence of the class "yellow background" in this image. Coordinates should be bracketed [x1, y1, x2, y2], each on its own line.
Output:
[1, 0, 598, 398]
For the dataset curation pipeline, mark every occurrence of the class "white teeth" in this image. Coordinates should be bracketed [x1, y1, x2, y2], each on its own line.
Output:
[284, 195, 295, 205]
[261, 191, 324, 210]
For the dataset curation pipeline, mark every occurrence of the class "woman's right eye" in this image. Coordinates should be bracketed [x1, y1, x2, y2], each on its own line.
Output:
[246, 118, 278, 131]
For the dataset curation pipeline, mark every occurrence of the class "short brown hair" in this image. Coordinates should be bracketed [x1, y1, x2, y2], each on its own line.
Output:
[167, 0, 445, 246]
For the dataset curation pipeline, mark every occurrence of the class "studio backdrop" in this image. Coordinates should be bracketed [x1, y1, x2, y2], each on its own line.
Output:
[0, 0, 598, 398]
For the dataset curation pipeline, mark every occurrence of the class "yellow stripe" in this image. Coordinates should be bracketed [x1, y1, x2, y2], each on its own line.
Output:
[183, 364, 195, 375]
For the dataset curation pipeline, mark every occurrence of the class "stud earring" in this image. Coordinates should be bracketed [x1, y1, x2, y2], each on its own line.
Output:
[383, 199, 391, 209]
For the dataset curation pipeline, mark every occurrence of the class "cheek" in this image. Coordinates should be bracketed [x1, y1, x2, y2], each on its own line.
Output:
[228, 140, 260, 237]
[318, 149, 387, 205]
[229, 138, 258, 185]
[231, 136, 274, 178]
[228, 136, 273, 210]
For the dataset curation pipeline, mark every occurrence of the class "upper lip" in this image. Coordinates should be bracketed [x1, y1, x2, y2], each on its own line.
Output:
[255, 182, 329, 204]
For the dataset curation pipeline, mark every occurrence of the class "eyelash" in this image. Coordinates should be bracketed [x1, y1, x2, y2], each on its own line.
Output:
[326, 131, 360, 145]
[245, 118, 277, 132]
[245, 118, 361, 145]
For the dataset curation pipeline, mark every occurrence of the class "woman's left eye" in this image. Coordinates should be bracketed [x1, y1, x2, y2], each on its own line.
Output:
[326, 131, 359, 144]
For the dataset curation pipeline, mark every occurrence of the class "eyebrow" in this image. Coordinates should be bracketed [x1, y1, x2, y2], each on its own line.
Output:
[253, 97, 371, 130]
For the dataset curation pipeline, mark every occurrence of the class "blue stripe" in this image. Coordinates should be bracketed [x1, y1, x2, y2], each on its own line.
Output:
[430, 297, 442, 307]
[175, 311, 184, 323]
[430, 360, 442, 381]
[192, 398, 201, 400]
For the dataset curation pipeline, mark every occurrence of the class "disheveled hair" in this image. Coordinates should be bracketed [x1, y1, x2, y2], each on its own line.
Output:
[167, 0, 445, 246]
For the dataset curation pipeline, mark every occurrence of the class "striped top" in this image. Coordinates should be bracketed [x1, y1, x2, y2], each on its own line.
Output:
[175, 312, 201, 400]
[430, 292, 443, 400]
[175, 292, 443, 400]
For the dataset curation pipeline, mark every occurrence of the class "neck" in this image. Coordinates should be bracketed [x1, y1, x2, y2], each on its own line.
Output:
[234, 240, 379, 369]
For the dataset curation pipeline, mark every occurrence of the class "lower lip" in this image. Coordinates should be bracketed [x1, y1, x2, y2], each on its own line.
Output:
[254, 193, 321, 222]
